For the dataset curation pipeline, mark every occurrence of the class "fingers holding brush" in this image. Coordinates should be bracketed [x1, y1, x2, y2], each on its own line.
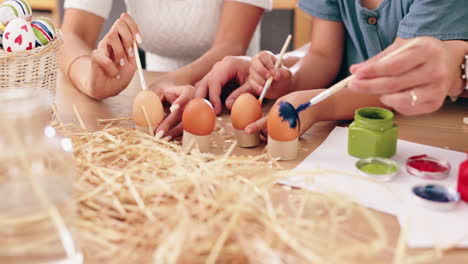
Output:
[98, 13, 141, 66]
[253, 35, 293, 101]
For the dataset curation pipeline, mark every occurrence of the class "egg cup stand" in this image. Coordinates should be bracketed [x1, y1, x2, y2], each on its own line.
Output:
[268, 136, 298, 161]
[182, 130, 211, 153]
[135, 125, 156, 136]
[233, 129, 260, 148]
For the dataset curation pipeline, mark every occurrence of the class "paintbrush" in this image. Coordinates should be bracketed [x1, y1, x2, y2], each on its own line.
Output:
[133, 41, 147, 90]
[258, 34, 292, 104]
[278, 39, 420, 129]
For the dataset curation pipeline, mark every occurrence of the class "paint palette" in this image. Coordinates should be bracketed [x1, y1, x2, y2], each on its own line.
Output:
[406, 154, 450, 180]
[412, 184, 460, 211]
[355, 157, 399, 182]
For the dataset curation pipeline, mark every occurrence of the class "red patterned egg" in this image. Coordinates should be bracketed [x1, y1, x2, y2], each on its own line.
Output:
[3, 18, 35, 52]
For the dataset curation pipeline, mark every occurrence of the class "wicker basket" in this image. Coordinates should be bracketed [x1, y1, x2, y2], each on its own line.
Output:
[0, 31, 62, 96]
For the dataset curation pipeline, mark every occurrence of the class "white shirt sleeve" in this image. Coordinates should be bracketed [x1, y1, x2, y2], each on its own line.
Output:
[229, 0, 272, 11]
[64, 0, 113, 19]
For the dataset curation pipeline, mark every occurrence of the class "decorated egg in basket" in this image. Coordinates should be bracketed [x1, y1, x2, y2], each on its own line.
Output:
[0, 0, 32, 26]
[2, 17, 34, 52]
[31, 18, 56, 47]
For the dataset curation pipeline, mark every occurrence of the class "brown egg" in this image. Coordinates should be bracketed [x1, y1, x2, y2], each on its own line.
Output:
[230, 93, 262, 130]
[182, 98, 216, 135]
[132, 90, 164, 127]
[267, 104, 299, 141]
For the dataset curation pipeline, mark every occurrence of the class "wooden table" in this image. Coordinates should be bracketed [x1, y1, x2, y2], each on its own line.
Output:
[56, 72, 468, 264]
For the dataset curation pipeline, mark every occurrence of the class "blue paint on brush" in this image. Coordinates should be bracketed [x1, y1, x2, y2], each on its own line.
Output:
[296, 102, 311, 113]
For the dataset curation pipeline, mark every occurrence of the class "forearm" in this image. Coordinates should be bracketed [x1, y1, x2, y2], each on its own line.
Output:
[59, 31, 95, 88]
[285, 18, 345, 94]
[59, 9, 103, 87]
[317, 88, 387, 121]
[289, 50, 342, 93]
[281, 43, 310, 68]
[156, 42, 246, 86]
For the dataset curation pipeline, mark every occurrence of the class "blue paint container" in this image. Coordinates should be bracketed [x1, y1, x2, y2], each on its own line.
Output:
[412, 184, 460, 211]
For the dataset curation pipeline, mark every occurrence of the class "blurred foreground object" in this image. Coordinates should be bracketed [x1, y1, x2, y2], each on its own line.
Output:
[0, 88, 82, 264]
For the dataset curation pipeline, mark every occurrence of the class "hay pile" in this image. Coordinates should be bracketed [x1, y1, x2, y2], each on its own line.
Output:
[53, 118, 441, 264]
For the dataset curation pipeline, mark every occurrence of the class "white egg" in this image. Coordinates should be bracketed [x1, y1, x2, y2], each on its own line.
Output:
[0, 6, 16, 26]
[2, 17, 35, 52]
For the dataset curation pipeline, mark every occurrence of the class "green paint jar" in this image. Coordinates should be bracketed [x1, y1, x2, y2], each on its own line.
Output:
[348, 107, 398, 158]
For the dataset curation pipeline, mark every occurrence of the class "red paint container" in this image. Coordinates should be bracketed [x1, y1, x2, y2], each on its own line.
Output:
[458, 154, 468, 202]
[406, 155, 450, 180]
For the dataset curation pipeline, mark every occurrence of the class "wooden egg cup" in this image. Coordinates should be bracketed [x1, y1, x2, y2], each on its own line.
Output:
[267, 136, 298, 161]
[233, 129, 260, 148]
[135, 125, 156, 136]
[182, 130, 211, 153]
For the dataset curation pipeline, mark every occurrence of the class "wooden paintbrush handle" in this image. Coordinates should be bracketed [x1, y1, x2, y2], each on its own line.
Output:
[134, 41, 147, 91]
[327, 39, 419, 95]
[259, 35, 292, 103]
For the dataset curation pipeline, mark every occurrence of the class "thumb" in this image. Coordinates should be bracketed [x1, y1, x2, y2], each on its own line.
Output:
[225, 83, 254, 110]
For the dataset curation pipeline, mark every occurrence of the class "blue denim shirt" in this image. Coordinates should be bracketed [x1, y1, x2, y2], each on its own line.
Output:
[298, 0, 468, 80]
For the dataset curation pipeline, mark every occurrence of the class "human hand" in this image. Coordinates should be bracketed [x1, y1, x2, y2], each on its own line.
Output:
[87, 13, 141, 99]
[195, 56, 253, 115]
[153, 84, 196, 139]
[249, 50, 293, 100]
[348, 37, 458, 115]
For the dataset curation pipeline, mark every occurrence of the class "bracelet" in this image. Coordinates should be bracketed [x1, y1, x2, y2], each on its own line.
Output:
[462, 55, 467, 79]
[66, 54, 92, 81]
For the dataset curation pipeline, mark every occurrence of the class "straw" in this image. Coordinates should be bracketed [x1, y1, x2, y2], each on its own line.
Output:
[47, 117, 446, 264]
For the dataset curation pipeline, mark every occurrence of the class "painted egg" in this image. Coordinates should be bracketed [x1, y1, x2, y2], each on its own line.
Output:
[230, 93, 262, 130]
[267, 104, 299, 141]
[182, 98, 216, 136]
[2, 18, 34, 52]
[132, 90, 164, 128]
[0, 0, 32, 25]
[31, 18, 56, 47]
[12, 0, 32, 17]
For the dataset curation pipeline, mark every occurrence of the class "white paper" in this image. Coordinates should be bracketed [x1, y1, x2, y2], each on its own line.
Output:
[278, 127, 468, 248]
